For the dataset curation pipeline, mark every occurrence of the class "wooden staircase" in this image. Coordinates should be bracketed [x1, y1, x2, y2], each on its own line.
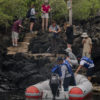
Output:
[7, 31, 38, 55]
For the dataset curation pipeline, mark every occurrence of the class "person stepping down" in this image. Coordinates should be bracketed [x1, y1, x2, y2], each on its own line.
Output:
[12, 18, 23, 46]
[51, 57, 76, 92]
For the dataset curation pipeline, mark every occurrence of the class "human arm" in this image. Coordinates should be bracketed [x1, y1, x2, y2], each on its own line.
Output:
[82, 38, 86, 44]
[57, 26, 61, 33]
[48, 5, 51, 12]
[19, 21, 23, 29]
[49, 26, 57, 33]
[89, 39, 92, 54]
[75, 65, 82, 74]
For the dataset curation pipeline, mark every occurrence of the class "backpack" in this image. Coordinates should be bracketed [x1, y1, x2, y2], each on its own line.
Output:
[63, 60, 73, 76]
[81, 56, 93, 64]
[50, 73, 60, 85]
[26, 8, 31, 18]
[52, 65, 62, 77]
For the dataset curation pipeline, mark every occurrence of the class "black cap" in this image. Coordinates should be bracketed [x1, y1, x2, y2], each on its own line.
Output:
[57, 57, 63, 61]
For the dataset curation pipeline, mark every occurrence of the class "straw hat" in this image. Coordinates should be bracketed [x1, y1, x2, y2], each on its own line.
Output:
[81, 32, 88, 38]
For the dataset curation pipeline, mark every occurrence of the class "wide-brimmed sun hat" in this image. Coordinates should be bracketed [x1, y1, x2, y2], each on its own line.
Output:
[81, 32, 88, 38]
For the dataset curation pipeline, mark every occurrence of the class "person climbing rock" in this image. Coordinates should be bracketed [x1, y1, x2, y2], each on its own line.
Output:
[81, 32, 92, 58]
[52, 57, 76, 91]
[41, 0, 51, 32]
[64, 48, 78, 67]
[29, 4, 36, 33]
[75, 56, 95, 81]
[49, 20, 61, 53]
[12, 18, 23, 46]
[64, 22, 74, 51]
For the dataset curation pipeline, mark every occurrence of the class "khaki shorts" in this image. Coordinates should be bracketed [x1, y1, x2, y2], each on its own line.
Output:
[41, 13, 49, 18]
[12, 31, 19, 40]
[82, 51, 91, 58]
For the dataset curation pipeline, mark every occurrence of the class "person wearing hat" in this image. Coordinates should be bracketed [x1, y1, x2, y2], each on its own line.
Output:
[64, 49, 78, 67]
[52, 57, 75, 91]
[81, 32, 92, 58]
[41, 0, 51, 32]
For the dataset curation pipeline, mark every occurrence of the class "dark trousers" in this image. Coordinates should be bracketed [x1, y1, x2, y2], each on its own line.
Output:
[63, 76, 76, 91]
[49, 32, 59, 53]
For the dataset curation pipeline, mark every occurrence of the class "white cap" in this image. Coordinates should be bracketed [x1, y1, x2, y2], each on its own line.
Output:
[81, 32, 88, 38]
[65, 48, 72, 53]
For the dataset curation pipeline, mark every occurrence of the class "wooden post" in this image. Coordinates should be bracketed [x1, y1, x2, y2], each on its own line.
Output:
[69, 0, 72, 25]
[67, 0, 72, 25]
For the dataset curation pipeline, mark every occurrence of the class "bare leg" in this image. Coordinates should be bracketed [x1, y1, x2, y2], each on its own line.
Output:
[30, 22, 34, 32]
[46, 18, 48, 31]
[15, 38, 18, 46]
[42, 18, 45, 32]
[12, 39, 15, 46]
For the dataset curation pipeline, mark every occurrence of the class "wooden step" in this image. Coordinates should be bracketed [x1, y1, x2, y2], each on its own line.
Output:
[18, 42, 29, 47]
[17, 48, 28, 53]
[25, 31, 38, 37]
[23, 37, 32, 42]
[7, 51, 17, 55]
[7, 47, 19, 52]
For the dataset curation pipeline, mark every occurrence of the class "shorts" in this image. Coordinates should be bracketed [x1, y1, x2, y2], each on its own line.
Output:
[41, 13, 49, 18]
[12, 31, 19, 40]
[82, 51, 91, 58]
[87, 67, 94, 77]
[30, 18, 35, 23]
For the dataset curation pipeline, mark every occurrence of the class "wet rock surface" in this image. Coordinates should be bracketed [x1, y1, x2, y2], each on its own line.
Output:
[0, 17, 100, 93]
[0, 49, 55, 91]
[28, 31, 67, 53]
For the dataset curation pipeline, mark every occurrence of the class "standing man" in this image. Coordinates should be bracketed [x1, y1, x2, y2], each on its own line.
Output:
[30, 4, 36, 33]
[12, 18, 23, 46]
[65, 48, 78, 67]
[64, 22, 74, 51]
[41, 0, 51, 32]
[49, 20, 61, 53]
[75, 56, 95, 81]
[52, 57, 76, 91]
[81, 32, 92, 58]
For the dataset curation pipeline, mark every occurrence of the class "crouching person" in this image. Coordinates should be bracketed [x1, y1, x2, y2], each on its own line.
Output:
[75, 56, 95, 81]
[51, 57, 76, 92]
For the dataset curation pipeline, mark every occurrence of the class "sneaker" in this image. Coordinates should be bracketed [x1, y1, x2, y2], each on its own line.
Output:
[30, 31, 34, 34]
[14, 44, 18, 47]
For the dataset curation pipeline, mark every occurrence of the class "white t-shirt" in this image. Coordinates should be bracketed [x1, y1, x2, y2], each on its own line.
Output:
[80, 60, 94, 69]
[49, 25, 60, 32]
[30, 8, 35, 18]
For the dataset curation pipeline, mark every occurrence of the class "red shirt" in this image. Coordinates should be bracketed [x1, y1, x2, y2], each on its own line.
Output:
[42, 4, 50, 13]
[12, 20, 22, 33]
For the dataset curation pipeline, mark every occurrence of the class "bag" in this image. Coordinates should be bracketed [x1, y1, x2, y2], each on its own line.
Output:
[52, 65, 62, 77]
[26, 8, 31, 18]
[50, 73, 60, 85]
[63, 60, 73, 76]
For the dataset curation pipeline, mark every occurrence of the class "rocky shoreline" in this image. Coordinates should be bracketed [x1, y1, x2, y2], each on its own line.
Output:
[0, 17, 100, 92]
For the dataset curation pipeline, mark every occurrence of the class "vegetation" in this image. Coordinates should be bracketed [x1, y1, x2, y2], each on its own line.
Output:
[0, 0, 100, 29]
